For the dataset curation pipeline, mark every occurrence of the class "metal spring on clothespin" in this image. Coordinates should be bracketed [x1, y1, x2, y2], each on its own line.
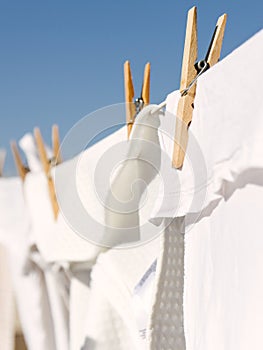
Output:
[134, 97, 145, 116]
[181, 60, 209, 97]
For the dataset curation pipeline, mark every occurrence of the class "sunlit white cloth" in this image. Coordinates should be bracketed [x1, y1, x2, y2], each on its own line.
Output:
[0, 177, 56, 350]
[148, 30, 263, 350]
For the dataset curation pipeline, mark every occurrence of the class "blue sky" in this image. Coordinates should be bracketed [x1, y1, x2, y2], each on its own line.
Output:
[0, 0, 262, 174]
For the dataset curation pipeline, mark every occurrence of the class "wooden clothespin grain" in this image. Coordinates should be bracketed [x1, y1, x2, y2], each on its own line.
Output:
[172, 7, 227, 168]
[124, 61, 136, 139]
[172, 6, 197, 169]
[10, 141, 29, 181]
[124, 61, 151, 139]
[34, 127, 59, 219]
[52, 124, 62, 165]
[141, 62, 151, 106]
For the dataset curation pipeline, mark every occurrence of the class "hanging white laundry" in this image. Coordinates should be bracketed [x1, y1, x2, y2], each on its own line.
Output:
[152, 30, 263, 221]
[69, 263, 91, 350]
[82, 105, 164, 349]
[82, 236, 160, 350]
[20, 137, 70, 350]
[21, 125, 129, 350]
[24, 170, 99, 263]
[0, 177, 56, 350]
[19, 133, 53, 172]
[21, 115, 161, 348]
[148, 29, 263, 350]
[23, 127, 130, 350]
[0, 244, 15, 350]
[184, 179, 263, 350]
[103, 105, 163, 248]
[43, 265, 70, 350]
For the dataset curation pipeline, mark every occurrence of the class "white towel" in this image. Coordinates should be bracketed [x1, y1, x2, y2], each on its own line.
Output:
[103, 105, 163, 248]
[82, 105, 164, 349]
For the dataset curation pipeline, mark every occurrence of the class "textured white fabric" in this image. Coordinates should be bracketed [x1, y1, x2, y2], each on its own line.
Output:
[133, 259, 157, 344]
[83, 237, 160, 350]
[22, 114, 162, 348]
[149, 30, 263, 350]
[22, 126, 134, 350]
[22, 126, 132, 349]
[82, 106, 164, 349]
[149, 219, 185, 350]
[54, 119, 162, 249]
[152, 30, 263, 220]
[0, 177, 56, 350]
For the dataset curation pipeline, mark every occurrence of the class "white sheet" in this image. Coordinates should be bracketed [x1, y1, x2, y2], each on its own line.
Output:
[152, 29, 263, 221]
[184, 180, 263, 350]
[149, 29, 263, 350]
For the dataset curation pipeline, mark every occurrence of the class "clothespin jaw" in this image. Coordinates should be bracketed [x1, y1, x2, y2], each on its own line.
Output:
[124, 61, 151, 139]
[206, 14, 227, 67]
[172, 7, 197, 169]
[10, 141, 29, 181]
[34, 127, 59, 220]
[124, 61, 136, 138]
[141, 62, 151, 106]
[172, 7, 227, 168]
[52, 124, 62, 165]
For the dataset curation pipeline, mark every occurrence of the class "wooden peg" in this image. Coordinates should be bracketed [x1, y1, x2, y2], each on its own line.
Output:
[124, 61, 136, 139]
[141, 62, 151, 105]
[34, 127, 59, 219]
[172, 6, 197, 168]
[10, 141, 29, 181]
[52, 124, 62, 165]
[207, 14, 227, 67]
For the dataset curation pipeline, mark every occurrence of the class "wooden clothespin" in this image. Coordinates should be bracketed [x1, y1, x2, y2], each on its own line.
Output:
[124, 61, 151, 138]
[52, 124, 62, 165]
[34, 125, 61, 219]
[172, 6, 227, 168]
[10, 141, 29, 181]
